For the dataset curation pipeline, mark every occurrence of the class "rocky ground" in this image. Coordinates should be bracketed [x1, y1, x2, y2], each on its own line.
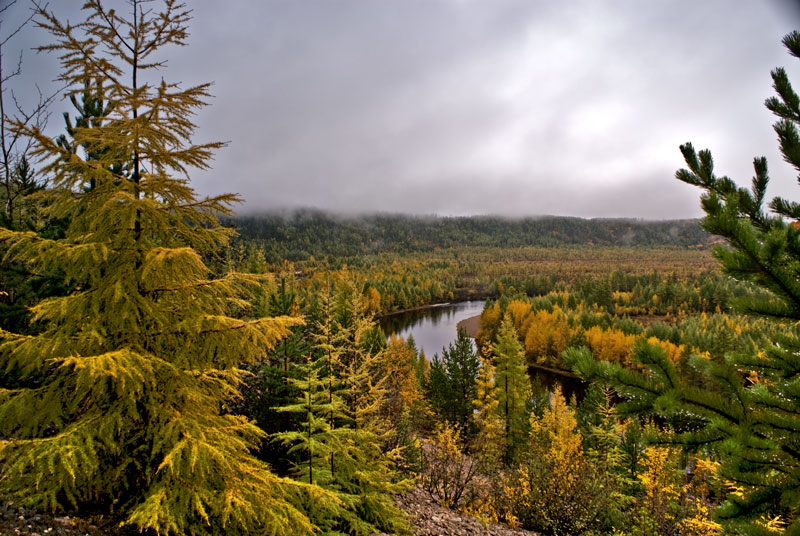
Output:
[2, 490, 537, 536]
[390, 487, 537, 536]
[0, 501, 139, 536]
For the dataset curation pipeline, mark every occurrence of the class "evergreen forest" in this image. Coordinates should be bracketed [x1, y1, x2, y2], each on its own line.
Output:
[2, 2, 800, 535]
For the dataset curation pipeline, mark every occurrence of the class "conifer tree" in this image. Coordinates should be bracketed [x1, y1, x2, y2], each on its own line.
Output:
[332, 284, 412, 535]
[0, 2, 314, 534]
[0, 0, 54, 230]
[568, 30, 800, 533]
[0, 2, 61, 334]
[493, 316, 531, 463]
[507, 387, 603, 534]
[279, 280, 411, 536]
[272, 310, 353, 535]
[471, 355, 504, 471]
[425, 328, 480, 433]
[55, 77, 122, 187]
[380, 335, 424, 431]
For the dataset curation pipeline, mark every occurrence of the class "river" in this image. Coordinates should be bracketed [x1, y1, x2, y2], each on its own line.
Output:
[379, 300, 486, 358]
[379, 300, 587, 400]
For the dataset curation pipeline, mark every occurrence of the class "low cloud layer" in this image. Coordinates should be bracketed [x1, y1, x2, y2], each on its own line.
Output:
[8, 0, 800, 218]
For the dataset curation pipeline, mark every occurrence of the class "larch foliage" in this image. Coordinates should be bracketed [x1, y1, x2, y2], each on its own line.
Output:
[528, 386, 583, 482]
[278, 280, 412, 536]
[471, 355, 503, 470]
[505, 387, 602, 534]
[493, 316, 531, 463]
[0, 2, 313, 535]
[272, 292, 353, 535]
[330, 283, 412, 536]
[380, 335, 424, 429]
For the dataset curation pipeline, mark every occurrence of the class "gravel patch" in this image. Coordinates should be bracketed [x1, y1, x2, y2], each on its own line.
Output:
[385, 487, 538, 536]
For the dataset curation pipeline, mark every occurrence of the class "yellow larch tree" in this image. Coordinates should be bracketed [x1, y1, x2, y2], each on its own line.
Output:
[523, 306, 571, 366]
[0, 2, 313, 534]
[506, 387, 603, 534]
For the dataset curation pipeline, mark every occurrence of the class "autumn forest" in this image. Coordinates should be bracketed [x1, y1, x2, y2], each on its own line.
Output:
[1, 2, 800, 536]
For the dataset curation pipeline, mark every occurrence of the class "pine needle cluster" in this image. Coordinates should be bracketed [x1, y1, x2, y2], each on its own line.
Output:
[567, 30, 800, 533]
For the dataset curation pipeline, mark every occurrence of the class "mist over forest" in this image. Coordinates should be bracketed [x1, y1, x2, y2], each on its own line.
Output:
[230, 211, 714, 260]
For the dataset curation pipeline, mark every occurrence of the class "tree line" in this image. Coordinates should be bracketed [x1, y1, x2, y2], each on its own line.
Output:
[229, 210, 713, 261]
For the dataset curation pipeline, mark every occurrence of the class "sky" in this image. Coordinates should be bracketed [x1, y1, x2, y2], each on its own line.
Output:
[5, 0, 800, 219]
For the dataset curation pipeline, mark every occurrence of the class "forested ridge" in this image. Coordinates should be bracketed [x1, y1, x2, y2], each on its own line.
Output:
[230, 211, 713, 260]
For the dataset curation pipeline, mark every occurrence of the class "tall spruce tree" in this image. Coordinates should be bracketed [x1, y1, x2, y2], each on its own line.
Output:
[425, 328, 480, 433]
[568, 30, 800, 533]
[0, 2, 316, 534]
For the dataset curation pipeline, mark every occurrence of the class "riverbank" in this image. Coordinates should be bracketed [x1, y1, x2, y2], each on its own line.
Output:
[376, 290, 493, 320]
[376, 302, 457, 320]
[456, 314, 481, 338]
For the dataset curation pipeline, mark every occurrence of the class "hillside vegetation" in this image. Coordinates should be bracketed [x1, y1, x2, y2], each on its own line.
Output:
[230, 211, 713, 260]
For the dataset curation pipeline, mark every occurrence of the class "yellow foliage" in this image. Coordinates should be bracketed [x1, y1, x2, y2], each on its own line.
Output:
[523, 306, 571, 365]
[503, 388, 601, 533]
[691, 457, 722, 502]
[476, 302, 502, 350]
[505, 300, 532, 335]
[379, 337, 424, 425]
[613, 291, 632, 303]
[529, 387, 582, 472]
[695, 349, 713, 360]
[420, 422, 477, 509]
[677, 500, 723, 536]
[585, 326, 637, 366]
[364, 286, 382, 314]
[472, 357, 503, 468]
[755, 514, 787, 533]
[646, 336, 684, 364]
[639, 447, 681, 532]
[458, 497, 501, 525]
[678, 499, 723, 536]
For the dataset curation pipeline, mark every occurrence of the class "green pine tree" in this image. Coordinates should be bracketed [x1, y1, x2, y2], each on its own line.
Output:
[568, 30, 800, 534]
[55, 77, 123, 189]
[0, 2, 317, 534]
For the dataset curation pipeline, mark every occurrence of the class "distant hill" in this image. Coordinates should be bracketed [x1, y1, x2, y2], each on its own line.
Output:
[228, 210, 714, 261]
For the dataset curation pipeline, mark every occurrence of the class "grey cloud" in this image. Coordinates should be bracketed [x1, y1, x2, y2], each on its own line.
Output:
[6, 0, 800, 219]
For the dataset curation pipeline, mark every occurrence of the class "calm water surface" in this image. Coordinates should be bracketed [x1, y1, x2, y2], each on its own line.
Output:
[379, 300, 486, 358]
[379, 300, 588, 400]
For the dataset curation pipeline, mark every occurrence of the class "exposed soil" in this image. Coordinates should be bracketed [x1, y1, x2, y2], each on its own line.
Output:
[3, 493, 538, 536]
[0, 500, 138, 536]
[455, 314, 481, 338]
[387, 487, 538, 536]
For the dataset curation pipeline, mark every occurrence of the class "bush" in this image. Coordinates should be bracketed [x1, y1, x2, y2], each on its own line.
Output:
[420, 423, 478, 508]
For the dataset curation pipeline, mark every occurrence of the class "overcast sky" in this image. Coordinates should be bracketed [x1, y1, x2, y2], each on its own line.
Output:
[5, 0, 800, 219]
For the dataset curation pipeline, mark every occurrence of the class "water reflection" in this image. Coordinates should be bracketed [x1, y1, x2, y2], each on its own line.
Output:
[379, 300, 589, 402]
[379, 301, 486, 358]
[530, 366, 588, 403]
